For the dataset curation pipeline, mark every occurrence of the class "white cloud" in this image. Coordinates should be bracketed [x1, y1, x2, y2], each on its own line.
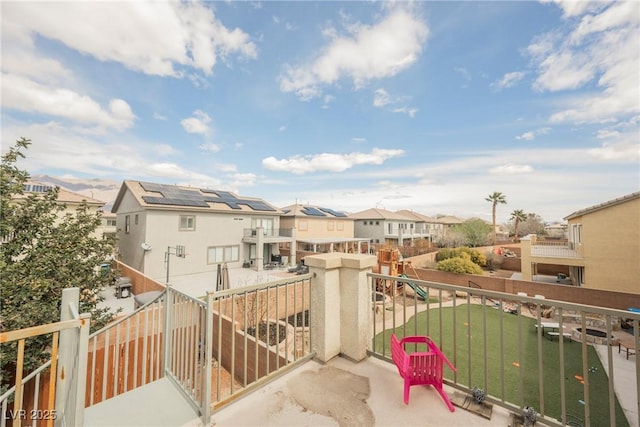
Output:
[528, 2, 640, 124]
[181, 110, 212, 135]
[540, 0, 608, 18]
[1, 50, 72, 84]
[279, 125, 287, 132]
[153, 112, 168, 121]
[515, 127, 551, 141]
[199, 143, 221, 153]
[352, 137, 367, 143]
[588, 130, 640, 162]
[262, 148, 405, 175]
[515, 131, 535, 141]
[1, 1, 257, 77]
[490, 71, 525, 91]
[278, 8, 428, 100]
[1, 73, 136, 131]
[373, 88, 417, 117]
[392, 107, 418, 118]
[322, 94, 335, 109]
[373, 89, 391, 107]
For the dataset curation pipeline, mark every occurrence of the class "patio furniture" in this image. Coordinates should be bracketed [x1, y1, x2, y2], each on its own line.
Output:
[619, 337, 636, 360]
[391, 334, 457, 412]
[115, 277, 132, 299]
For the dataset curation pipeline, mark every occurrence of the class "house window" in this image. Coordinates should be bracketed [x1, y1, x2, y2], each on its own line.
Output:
[106, 219, 117, 227]
[375, 221, 379, 225]
[299, 220, 308, 231]
[327, 221, 334, 231]
[125, 215, 130, 234]
[337, 222, 344, 231]
[207, 245, 239, 264]
[134, 214, 139, 225]
[180, 215, 196, 231]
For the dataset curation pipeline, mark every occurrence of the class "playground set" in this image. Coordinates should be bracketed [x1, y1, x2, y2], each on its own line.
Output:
[373, 248, 428, 300]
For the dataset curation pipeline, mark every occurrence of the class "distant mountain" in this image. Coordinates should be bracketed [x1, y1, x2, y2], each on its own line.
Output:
[32, 175, 121, 210]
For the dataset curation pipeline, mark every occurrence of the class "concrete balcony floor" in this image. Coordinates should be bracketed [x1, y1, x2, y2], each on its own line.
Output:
[213, 356, 512, 426]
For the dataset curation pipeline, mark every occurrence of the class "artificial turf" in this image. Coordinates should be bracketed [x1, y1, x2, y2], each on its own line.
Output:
[374, 304, 629, 427]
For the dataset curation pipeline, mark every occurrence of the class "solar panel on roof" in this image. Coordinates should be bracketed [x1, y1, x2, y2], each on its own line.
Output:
[139, 182, 276, 211]
[319, 207, 347, 217]
[201, 189, 276, 211]
[142, 196, 209, 207]
[302, 207, 326, 217]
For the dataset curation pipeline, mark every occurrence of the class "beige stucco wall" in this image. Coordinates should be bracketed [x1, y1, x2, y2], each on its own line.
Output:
[569, 197, 639, 293]
[286, 217, 354, 239]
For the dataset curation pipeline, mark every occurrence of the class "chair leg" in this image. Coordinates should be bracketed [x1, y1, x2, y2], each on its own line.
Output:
[435, 385, 455, 412]
[403, 380, 411, 404]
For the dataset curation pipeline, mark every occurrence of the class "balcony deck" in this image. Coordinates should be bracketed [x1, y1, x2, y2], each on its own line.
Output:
[212, 355, 512, 426]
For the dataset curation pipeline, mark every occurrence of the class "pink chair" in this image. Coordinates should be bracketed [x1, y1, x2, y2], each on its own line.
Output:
[391, 334, 457, 412]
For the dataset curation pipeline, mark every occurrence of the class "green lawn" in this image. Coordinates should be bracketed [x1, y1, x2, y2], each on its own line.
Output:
[374, 304, 629, 427]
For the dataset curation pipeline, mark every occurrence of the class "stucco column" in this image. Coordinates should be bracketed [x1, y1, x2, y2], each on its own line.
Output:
[520, 234, 534, 281]
[290, 228, 297, 267]
[256, 227, 264, 271]
[307, 254, 342, 362]
[306, 253, 377, 362]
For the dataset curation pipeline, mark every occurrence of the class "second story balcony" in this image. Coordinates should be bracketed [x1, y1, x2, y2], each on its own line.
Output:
[2, 254, 638, 427]
[242, 227, 293, 242]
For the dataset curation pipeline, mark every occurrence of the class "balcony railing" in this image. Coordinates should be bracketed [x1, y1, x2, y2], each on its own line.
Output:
[531, 240, 582, 258]
[368, 272, 640, 427]
[243, 228, 292, 238]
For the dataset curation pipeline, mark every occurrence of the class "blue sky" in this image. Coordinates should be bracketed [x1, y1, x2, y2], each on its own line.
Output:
[2, 1, 638, 223]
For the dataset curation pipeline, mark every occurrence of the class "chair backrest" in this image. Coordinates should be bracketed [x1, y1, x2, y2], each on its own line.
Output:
[391, 334, 455, 382]
[391, 333, 407, 374]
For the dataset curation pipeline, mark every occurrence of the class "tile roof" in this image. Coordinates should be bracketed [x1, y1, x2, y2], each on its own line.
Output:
[564, 191, 640, 220]
[349, 208, 413, 221]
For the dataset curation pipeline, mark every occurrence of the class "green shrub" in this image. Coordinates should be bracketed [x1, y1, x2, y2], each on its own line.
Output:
[437, 256, 484, 275]
[435, 247, 486, 267]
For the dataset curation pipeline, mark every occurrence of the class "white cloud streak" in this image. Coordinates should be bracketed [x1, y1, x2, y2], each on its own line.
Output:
[528, 2, 640, 124]
[1, 73, 136, 131]
[491, 71, 525, 91]
[262, 148, 405, 175]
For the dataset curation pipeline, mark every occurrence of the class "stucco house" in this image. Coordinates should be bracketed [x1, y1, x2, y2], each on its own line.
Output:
[15, 182, 108, 239]
[395, 210, 436, 242]
[520, 191, 639, 294]
[279, 204, 368, 261]
[111, 181, 293, 282]
[351, 208, 426, 247]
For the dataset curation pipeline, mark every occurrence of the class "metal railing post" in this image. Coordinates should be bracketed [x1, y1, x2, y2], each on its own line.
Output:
[73, 313, 91, 427]
[163, 286, 173, 374]
[54, 288, 79, 426]
[203, 291, 214, 425]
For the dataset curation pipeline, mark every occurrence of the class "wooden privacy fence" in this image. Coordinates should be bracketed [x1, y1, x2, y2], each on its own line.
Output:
[85, 291, 165, 407]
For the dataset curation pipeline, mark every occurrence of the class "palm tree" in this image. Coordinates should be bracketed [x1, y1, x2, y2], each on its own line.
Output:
[485, 191, 507, 245]
[510, 209, 527, 241]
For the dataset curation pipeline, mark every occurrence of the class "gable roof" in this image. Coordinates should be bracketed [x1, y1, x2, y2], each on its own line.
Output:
[112, 180, 282, 214]
[564, 191, 640, 220]
[395, 209, 436, 222]
[350, 208, 413, 221]
[281, 203, 349, 219]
